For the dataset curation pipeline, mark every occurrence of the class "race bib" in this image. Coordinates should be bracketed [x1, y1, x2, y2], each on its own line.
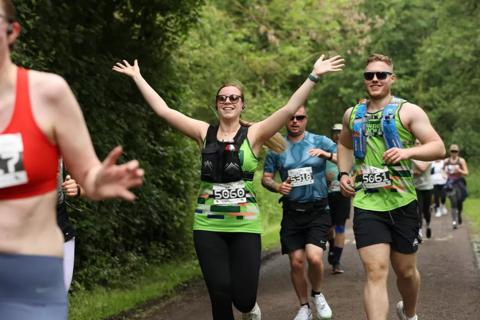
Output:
[329, 180, 341, 192]
[0, 133, 28, 189]
[212, 181, 246, 205]
[362, 166, 391, 189]
[288, 167, 314, 187]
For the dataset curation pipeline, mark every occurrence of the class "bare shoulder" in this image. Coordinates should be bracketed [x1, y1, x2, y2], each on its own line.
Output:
[342, 106, 354, 130]
[400, 102, 429, 118]
[399, 102, 429, 127]
[344, 106, 354, 118]
[29, 70, 71, 102]
[400, 101, 424, 112]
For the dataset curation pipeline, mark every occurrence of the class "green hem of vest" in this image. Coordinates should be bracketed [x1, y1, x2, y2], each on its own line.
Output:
[192, 226, 262, 234]
[352, 198, 416, 212]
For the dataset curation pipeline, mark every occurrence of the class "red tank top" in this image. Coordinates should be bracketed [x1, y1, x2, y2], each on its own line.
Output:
[0, 67, 59, 199]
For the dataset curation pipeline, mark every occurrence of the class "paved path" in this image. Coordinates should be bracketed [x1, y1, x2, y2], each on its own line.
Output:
[119, 212, 480, 320]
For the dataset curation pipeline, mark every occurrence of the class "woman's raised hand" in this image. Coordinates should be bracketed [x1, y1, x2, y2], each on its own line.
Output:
[112, 59, 141, 78]
[312, 55, 345, 76]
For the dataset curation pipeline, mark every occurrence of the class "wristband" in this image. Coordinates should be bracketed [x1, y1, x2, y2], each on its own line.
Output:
[328, 152, 333, 160]
[308, 73, 319, 83]
[337, 171, 349, 181]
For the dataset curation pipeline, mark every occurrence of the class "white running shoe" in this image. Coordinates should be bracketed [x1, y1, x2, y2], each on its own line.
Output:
[434, 208, 442, 218]
[242, 302, 261, 320]
[441, 205, 448, 215]
[293, 305, 312, 320]
[396, 301, 418, 320]
[312, 293, 332, 319]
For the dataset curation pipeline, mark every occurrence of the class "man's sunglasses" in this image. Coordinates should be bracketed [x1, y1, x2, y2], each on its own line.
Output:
[450, 150, 458, 153]
[290, 115, 307, 121]
[216, 94, 242, 104]
[363, 71, 392, 81]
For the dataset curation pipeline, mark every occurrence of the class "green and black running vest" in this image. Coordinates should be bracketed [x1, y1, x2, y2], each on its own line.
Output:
[194, 125, 261, 233]
[349, 97, 416, 211]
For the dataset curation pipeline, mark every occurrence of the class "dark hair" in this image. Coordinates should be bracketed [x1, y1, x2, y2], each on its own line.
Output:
[366, 53, 393, 69]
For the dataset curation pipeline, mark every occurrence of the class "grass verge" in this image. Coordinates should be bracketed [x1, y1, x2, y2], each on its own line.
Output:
[464, 198, 480, 233]
[70, 171, 282, 320]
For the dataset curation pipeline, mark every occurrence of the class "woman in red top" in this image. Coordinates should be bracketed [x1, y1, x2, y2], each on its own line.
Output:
[0, 1, 144, 319]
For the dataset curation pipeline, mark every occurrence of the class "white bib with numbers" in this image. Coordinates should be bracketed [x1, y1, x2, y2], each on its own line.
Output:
[0, 133, 28, 189]
[361, 165, 391, 189]
[212, 181, 247, 205]
[288, 167, 314, 187]
[329, 180, 341, 192]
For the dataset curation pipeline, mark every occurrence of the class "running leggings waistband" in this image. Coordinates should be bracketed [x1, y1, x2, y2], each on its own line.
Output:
[0, 253, 66, 304]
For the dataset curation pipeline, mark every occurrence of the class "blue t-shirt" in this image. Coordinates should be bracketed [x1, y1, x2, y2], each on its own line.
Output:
[264, 131, 336, 203]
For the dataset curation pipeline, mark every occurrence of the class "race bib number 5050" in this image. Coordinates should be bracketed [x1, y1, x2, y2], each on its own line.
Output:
[212, 181, 246, 205]
[0, 133, 28, 189]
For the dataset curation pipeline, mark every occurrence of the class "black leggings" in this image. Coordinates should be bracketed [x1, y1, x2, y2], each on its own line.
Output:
[448, 186, 464, 223]
[416, 189, 433, 226]
[433, 184, 446, 208]
[193, 230, 261, 320]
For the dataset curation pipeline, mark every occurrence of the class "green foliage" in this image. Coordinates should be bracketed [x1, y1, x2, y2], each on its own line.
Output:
[414, 0, 480, 158]
[11, 0, 480, 294]
[173, 0, 377, 133]
[12, 0, 203, 289]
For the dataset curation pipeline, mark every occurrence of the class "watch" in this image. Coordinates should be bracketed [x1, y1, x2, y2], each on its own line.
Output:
[337, 171, 349, 180]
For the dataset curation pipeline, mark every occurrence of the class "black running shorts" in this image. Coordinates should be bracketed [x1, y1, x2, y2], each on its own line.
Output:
[280, 198, 332, 254]
[328, 191, 351, 227]
[353, 200, 421, 254]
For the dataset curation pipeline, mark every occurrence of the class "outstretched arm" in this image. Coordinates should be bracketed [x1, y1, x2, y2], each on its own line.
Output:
[113, 60, 209, 146]
[248, 55, 344, 153]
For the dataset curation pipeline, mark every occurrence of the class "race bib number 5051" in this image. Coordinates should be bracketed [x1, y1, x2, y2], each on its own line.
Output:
[0, 133, 28, 189]
[212, 181, 246, 205]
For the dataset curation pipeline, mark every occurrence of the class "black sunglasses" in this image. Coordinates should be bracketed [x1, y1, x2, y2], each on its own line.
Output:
[363, 71, 393, 81]
[216, 94, 242, 104]
[290, 115, 307, 121]
[450, 150, 458, 153]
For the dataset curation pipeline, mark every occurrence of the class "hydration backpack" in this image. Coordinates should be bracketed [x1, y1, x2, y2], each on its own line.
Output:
[352, 97, 406, 159]
[200, 125, 253, 183]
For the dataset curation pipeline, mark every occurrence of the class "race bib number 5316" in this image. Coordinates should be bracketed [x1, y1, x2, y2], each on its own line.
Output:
[288, 167, 314, 187]
[0, 133, 28, 189]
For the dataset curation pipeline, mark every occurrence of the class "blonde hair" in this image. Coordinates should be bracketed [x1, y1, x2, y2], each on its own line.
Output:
[366, 54, 394, 68]
[239, 119, 287, 153]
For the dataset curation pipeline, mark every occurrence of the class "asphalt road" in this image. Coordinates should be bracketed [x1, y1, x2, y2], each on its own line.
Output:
[120, 212, 480, 320]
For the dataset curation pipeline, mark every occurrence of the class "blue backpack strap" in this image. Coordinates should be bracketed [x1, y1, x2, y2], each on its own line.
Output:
[352, 102, 367, 159]
[381, 97, 406, 149]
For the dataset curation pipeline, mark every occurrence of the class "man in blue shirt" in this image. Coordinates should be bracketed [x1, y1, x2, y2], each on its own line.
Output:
[262, 105, 336, 320]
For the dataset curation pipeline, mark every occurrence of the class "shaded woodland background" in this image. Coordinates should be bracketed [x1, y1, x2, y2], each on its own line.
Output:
[12, 0, 480, 289]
